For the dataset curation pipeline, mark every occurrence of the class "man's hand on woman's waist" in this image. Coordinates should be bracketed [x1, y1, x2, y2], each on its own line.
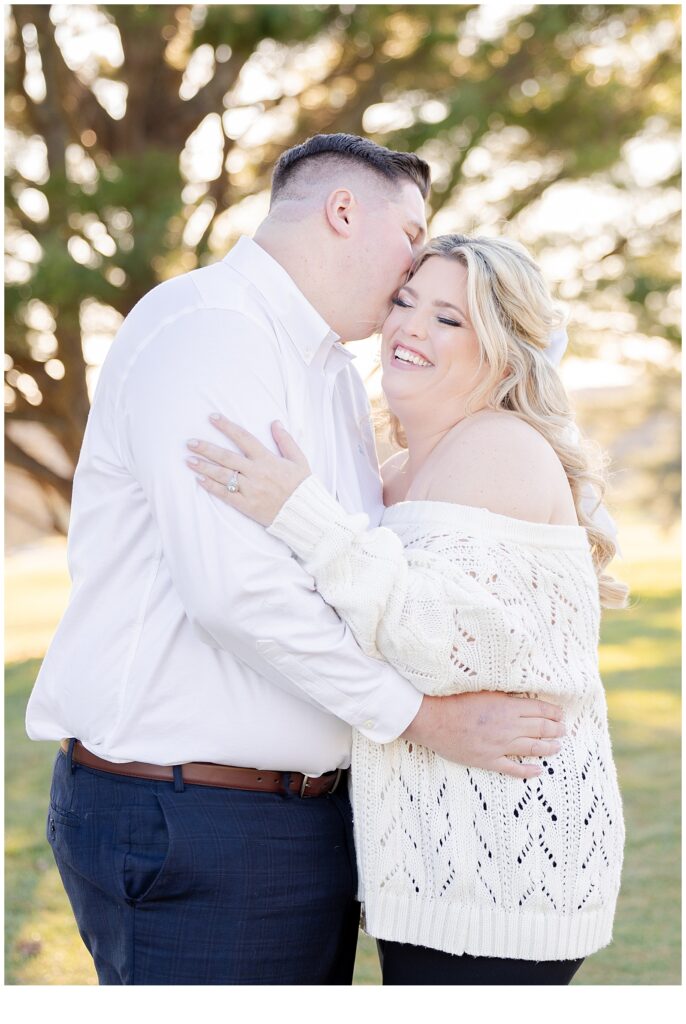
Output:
[402, 691, 565, 779]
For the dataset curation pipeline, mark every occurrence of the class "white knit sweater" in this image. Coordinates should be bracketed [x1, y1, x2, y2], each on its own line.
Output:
[267, 475, 625, 962]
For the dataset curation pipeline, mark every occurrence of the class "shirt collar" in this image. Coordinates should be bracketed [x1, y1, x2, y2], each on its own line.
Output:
[223, 236, 347, 368]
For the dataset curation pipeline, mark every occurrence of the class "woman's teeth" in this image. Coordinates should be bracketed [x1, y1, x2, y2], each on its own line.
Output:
[394, 345, 433, 367]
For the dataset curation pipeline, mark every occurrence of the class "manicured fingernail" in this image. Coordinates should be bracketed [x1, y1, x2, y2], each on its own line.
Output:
[210, 413, 221, 421]
[187, 457, 200, 466]
[274, 420, 283, 429]
[187, 439, 199, 448]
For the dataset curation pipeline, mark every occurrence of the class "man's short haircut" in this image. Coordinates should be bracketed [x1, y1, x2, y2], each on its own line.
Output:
[270, 133, 431, 205]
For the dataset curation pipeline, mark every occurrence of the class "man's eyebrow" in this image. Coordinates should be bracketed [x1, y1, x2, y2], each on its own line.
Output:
[400, 284, 468, 322]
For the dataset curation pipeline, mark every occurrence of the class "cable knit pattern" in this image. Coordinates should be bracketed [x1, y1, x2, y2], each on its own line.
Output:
[268, 475, 625, 961]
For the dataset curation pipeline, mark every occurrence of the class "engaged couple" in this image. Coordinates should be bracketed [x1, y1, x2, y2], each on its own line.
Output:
[26, 133, 625, 985]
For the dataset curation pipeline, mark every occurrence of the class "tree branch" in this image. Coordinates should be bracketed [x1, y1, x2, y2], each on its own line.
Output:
[2, 405, 65, 430]
[177, 49, 248, 139]
[505, 168, 568, 223]
[115, 9, 183, 153]
[12, 6, 68, 175]
[5, 493, 56, 534]
[5, 195, 50, 240]
[5, 433, 74, 503]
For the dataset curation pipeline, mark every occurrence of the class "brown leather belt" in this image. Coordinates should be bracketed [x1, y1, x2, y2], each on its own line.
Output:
[60, 740, 345, 798]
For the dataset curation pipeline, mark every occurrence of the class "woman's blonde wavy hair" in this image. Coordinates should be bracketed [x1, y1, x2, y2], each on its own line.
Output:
[385, 233, 628, 609]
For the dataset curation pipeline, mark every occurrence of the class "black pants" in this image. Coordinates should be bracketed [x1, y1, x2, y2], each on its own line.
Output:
[378, 939, 584, 985]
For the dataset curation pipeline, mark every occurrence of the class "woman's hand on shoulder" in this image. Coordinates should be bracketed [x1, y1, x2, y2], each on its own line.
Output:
[424, 411, 572, 524]
[186, 415, 311, 526]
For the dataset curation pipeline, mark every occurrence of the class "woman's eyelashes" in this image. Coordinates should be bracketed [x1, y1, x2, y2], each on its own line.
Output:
[391, 296, 462, 328]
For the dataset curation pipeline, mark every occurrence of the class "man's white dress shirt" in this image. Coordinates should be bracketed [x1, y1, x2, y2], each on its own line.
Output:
[26, 237, 422, 773]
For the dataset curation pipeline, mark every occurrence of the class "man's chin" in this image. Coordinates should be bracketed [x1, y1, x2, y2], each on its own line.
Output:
[346, 324, 384, 344]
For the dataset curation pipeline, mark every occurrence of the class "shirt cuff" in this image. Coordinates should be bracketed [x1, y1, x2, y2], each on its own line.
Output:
[352, 678, 424, 744]
[267, 474, 366, 561]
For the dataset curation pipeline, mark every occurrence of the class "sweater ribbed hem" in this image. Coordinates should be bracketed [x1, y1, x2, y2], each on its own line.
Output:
[267, 474, 363, 560]
[363, 893, 615, 961]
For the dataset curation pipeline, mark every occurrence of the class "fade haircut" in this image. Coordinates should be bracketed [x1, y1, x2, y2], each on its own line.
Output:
[270, 133, 431, 207]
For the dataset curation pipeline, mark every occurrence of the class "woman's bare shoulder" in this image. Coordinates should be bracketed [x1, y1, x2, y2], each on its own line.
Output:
[426, 411, 575, 523]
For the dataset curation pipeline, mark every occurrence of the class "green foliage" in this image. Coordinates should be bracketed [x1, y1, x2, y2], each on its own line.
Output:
[195, 4, 339, 49]
[4, 4, 681, 527]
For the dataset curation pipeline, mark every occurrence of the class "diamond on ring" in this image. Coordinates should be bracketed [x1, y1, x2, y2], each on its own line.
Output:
[227, 472, 239, 494]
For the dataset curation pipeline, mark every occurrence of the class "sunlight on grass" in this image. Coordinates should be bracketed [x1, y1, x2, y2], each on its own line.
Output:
[606, 643, 679, 675]
[606, 689, 680, 732]
[5, 539, 71, 663]
[10, 862, 96, 986]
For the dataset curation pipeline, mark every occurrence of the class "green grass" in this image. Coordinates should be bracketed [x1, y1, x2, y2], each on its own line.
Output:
[5, 658, 97, 984]
[5, 532, 681, 984]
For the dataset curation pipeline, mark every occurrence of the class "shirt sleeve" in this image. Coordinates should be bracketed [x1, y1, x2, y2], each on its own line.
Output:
[268, 474, 573, 700]
[118, 305, 422, 743]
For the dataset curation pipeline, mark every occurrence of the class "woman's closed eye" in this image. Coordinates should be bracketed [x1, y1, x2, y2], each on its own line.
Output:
[392, 297, 462, 329]
[392, 296, 462, 326]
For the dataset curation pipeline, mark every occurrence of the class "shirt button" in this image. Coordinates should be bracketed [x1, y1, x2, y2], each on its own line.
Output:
[364, 719, 375, 729]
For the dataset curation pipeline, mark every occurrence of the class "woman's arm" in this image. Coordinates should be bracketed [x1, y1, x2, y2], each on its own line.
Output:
[185, 415, 573, 701]
[266, 473, 538, 697]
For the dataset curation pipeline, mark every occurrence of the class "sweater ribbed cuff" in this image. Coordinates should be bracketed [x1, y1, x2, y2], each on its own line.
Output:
[267, 474, 362, 562]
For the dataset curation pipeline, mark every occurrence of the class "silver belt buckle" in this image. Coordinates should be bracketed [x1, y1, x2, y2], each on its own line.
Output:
[299, 774, 311, 798]
[299, 768, 342, 798]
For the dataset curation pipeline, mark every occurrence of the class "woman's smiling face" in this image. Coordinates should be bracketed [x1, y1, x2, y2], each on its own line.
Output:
[380, 255, 489, 416]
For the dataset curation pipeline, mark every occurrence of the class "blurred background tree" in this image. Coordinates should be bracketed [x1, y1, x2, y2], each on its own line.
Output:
[4, 3, 681, 539]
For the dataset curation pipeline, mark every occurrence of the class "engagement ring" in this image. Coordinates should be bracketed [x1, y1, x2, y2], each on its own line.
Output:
[227, 472, 240, 494]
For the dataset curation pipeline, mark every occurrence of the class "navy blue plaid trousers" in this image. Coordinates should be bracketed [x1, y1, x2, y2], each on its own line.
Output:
[47, 746, 360, 984]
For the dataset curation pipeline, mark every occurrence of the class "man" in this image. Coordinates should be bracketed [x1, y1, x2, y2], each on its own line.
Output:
[27, 134, 565, 985]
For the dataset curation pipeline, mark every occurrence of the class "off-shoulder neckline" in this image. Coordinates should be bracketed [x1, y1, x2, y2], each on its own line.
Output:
[382, 499, 589, 550]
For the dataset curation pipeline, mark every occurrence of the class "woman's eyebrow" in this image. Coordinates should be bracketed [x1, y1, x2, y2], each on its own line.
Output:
[401, 285, 468, 321]
[434, 299, 469, 320]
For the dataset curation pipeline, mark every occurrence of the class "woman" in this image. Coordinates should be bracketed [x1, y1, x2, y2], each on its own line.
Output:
[185, 234, 626, 985]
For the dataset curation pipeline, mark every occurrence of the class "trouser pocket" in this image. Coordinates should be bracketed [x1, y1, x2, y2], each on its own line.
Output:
[47, 750, 81, 853]
[47, 751, 175, 907]
[121, 792, 172, 904]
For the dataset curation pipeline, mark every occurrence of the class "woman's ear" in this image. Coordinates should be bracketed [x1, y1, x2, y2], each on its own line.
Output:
[324, 188, 355, 237]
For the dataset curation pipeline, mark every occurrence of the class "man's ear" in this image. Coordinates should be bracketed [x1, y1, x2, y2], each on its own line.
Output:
[324, 188, 355, 237]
